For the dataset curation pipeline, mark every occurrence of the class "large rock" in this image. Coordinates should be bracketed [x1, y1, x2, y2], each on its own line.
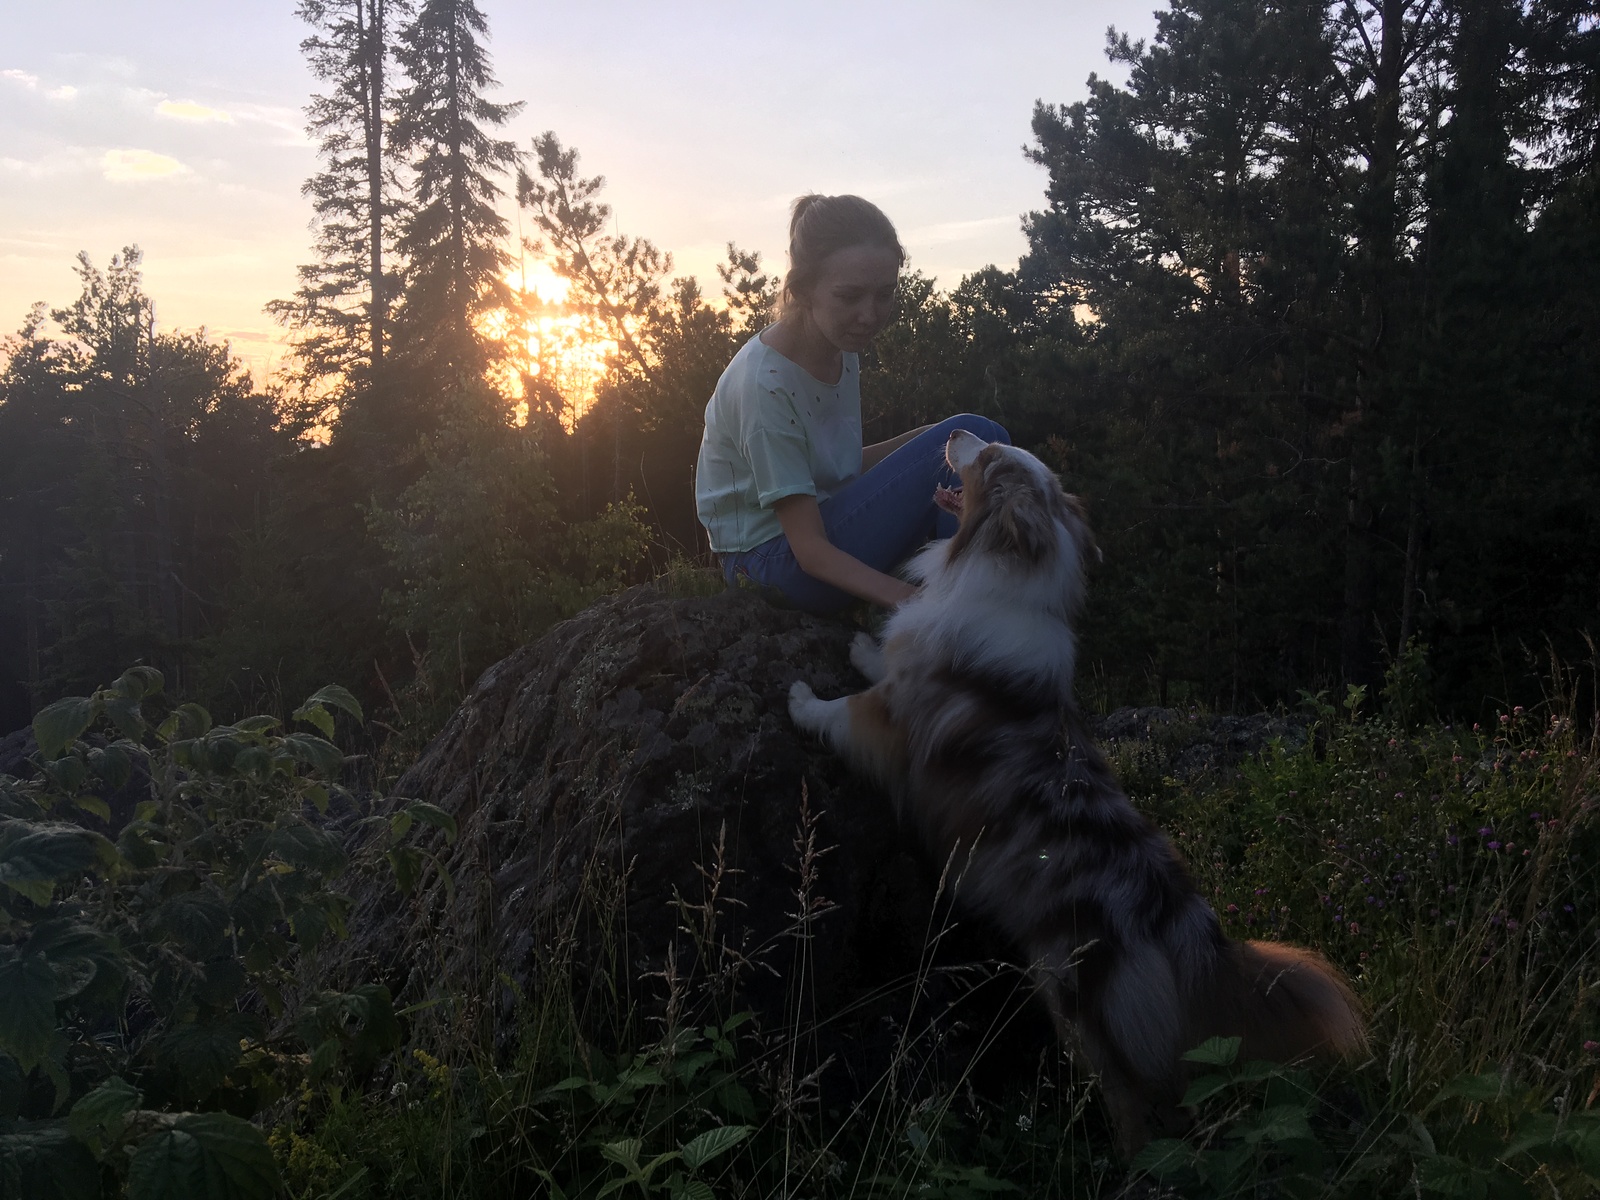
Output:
[329, 584, 1304, 1093]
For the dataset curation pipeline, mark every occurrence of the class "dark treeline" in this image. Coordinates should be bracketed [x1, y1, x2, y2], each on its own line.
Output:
[2, 0, 1597, 739]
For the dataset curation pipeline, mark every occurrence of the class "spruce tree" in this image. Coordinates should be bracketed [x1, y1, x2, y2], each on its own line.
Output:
[390, 0, 522, 398]
[269, 0, 409, 424]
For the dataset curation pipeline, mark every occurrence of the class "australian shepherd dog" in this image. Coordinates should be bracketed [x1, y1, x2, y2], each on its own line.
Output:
[788, 429, 1364, 1152]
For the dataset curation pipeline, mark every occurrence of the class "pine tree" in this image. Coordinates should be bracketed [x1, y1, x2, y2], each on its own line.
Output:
[390, 0, 522, 395]
[270, 0, 409, 424]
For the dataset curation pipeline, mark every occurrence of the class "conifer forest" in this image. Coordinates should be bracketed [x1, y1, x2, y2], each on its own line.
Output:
[3, 3, 1600, 1198]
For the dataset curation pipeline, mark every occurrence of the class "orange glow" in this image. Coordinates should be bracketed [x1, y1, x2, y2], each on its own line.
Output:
[485, 260, 619, 430]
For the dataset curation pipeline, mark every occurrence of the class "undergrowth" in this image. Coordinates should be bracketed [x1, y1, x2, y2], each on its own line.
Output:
[6, 648, 1599, 1198]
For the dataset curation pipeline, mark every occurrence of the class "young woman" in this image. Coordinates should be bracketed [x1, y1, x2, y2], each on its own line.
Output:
[694, 193, 1009, 614]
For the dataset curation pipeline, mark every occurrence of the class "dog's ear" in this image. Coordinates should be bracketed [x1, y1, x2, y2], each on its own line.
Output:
[996, 487, 1058, 562]
[1063, 493, 1102, 565]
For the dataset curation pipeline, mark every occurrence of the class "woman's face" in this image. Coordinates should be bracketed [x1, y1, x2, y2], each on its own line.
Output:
[802, 244, 900, 354]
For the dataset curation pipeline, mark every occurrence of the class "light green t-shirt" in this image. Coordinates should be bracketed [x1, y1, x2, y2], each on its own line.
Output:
[695, 333, 863, 553]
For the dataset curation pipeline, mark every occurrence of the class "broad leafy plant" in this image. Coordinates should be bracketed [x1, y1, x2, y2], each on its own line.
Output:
[0, 667, 455, 1199]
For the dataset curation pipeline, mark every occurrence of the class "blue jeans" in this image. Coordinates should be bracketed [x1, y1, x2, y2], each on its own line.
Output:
[720, 413, 1011, 615]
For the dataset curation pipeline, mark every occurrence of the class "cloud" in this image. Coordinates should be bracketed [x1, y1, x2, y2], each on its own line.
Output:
[101, 148, 189, 182]
[156, 98, 233, 124]
[4, 70, 78, 101]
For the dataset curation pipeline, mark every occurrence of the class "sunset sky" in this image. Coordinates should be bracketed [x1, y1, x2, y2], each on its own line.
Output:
[2, 1, 1159, 383]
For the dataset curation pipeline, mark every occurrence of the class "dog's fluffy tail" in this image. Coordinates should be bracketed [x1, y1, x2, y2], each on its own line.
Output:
[1200, 940, 1366, 1064]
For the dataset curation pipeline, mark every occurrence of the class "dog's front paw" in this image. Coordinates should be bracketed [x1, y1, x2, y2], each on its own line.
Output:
[849, 631, 887, 683]
[788, 680, 823, 733]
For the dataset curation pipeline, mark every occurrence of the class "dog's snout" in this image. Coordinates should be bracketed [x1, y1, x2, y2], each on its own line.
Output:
[945, 428, 985, 471]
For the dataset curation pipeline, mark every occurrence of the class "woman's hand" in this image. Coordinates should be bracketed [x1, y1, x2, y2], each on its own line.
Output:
[773, 495, 918, 609]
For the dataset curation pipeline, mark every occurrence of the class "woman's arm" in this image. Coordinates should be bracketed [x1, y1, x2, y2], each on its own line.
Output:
[772, 494, 918, 609]
[861, 423, 933, 471]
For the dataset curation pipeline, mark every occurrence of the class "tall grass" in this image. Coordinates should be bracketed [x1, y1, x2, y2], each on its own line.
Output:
[273, 651, 1600, 1198]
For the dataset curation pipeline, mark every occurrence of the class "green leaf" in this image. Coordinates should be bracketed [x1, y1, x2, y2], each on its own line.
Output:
[68, 1076, 142, 1155]
[0, 1120, 101, 1200]
[1182, 1072, 1235, 1107]
[157, 703, 212, 742]
[1131, 1137, 1199, 1180]
[232, 715, 280, 735]
[299, 685, 364, 724]
[680, 1124, 752, 1171]
[41, 756, 88, 796]
[601, 1137, 643, 1171]
[294, 704, 335, 739]
[158, 1014, 263, 1102]
[1439, 1072, 1506, 1103]
[265, 825, 346, 875]
[0, 819, 101, 899]
[128, 1112, 282, 1200]
[670, 1178, 715, 1200]
[111, 666, 164, 701]
[533, 1075, 589, 1103]
[87, 744, 133, 791]
[1235, 1104, 1313, 1145]
[282, 733, 344, 778]
[402, 801, 458, 844]
[102, 694, 146, 742]
[0, 956, 60, 1070]
[386, 845, 422, 895]
[32, 698, 96, 761]
[1182, 1036, 1241, 1067]
[155, 890, 231, 956]
[309, 1038, 340, 1084]
[70, 795, 112, 823]
[1417, 1153, 1490, 1199]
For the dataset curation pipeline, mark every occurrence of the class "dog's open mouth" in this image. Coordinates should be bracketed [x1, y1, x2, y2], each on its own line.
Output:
[934, 485, 963, 517]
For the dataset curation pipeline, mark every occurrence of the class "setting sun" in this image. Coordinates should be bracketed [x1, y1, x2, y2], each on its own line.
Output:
[485, 260, 619, 429]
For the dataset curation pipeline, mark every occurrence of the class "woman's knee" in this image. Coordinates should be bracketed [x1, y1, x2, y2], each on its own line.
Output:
[936, 412, 1010, 446]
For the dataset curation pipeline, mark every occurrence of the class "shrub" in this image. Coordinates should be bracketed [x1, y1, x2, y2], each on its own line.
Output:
[0, 667, 454, 1199]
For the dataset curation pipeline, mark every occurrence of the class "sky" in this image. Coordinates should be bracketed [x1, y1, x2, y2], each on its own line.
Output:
[1, 1, 1162, 383]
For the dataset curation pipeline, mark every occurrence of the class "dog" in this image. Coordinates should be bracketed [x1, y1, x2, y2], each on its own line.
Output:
[788, 429, 1364, 1152]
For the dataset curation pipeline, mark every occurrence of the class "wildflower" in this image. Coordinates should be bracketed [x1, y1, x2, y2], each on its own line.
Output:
[1507, 919, 1519, 931]
[1488, 841, 1501, 850]
[1478, 827, 1493, 837]
[1500, 714, 1511, 725]
[1564, 904, 1574, 913]
[1587, 1041, 1600, 1054]
[1226, 903, 1239, 913]
[1447, 835, 1459, 847]
[1349, 922, 1360, 933]
[1531, 812, 1542, 821]
[1513, 705, 1524, 715]
[1452, 754, 1464, 763]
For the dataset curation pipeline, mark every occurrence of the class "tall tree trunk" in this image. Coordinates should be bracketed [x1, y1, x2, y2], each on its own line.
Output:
[1340, 0, 1411, 687]
[362, 0, 387, 375]
[446, 6, 468, 359]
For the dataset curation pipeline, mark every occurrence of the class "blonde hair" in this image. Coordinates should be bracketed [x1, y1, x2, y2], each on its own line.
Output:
[782, 193, 905, 316]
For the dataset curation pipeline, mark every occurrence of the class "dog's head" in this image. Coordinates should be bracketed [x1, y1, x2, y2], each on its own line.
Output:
[940, 429, 1098, 579]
